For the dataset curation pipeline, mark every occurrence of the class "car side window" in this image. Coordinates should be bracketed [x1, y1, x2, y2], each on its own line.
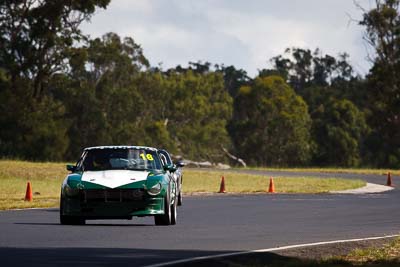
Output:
[159, 150, 172, 165]
[159, 154, 167, 166]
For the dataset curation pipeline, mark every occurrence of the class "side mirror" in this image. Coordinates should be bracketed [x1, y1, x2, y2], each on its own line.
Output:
[164, 164, 176, 172]
[175, 161, 186, 168]
[66, 164, 76, 172]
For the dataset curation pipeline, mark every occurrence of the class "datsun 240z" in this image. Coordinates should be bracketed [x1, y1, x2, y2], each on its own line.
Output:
[60, 146, 178, 225]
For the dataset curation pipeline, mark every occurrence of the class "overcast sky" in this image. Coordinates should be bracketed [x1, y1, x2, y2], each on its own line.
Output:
[81, 0, 374, 77]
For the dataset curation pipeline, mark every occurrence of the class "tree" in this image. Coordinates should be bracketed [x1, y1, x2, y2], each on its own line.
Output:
[215, 64, 250, 97]
[230, 75, 312, 166]
[311, 98, 369, 167]
[0, 0, 110, 160]
[359, 0, 400, 167]
[271, 48, 313, 93]
[51, 33, 233, 162]
[267, 47, 371, 167]
[164, 70, 233, 161]
[52, 33, 149, 159]
[0, 81, 69, 160]
[270, 48, 357, 95]
[0, 0, 110, 98]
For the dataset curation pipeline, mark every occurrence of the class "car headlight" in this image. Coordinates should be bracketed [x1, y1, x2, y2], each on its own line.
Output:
[147, 183, 162, 196]
[64, 183, 80, 197]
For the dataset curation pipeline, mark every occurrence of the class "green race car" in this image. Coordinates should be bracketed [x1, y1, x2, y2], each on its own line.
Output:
[60, 146, 178, 226]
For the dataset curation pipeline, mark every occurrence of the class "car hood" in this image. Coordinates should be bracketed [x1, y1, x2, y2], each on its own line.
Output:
[81, 170, 149, 189]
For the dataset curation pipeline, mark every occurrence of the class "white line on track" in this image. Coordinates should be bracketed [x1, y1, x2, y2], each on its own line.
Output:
[143, 234, 400, 267]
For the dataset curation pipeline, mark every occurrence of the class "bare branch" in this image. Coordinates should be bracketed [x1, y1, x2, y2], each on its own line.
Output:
[221, 146, 247, 168]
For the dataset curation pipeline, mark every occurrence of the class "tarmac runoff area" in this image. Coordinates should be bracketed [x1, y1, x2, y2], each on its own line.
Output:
[330, 182, 394, 194]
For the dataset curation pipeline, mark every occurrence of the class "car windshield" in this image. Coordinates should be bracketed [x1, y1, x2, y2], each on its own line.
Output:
[80, 148, 162, 171]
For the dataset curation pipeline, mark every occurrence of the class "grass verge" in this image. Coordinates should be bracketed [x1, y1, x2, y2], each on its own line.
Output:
[0, 160, 365, 210]
[340, 238, 400, 265]
[0, 160, 65, 210]
[184, 170, 365, 194]
[176, 238, 400, 267]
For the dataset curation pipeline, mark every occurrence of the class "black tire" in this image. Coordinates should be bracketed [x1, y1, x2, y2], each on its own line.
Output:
[60, 196, 85, 225]
[171, 195, 177, 225]
[154, 193, 171, 226]
[60, 215, 85, 225]
[177, 192, 183, 206]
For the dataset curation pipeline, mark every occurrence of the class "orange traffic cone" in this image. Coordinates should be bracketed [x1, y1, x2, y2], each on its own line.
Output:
[387, 172, 393, 187]
[25, 182, 33, 201]
[218, 176, 226, 193]
[268, 177, 275, 193]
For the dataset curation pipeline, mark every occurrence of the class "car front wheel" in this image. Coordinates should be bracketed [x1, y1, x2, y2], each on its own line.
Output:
[60, 195, 85, 225]
[154, 192, 175, 226]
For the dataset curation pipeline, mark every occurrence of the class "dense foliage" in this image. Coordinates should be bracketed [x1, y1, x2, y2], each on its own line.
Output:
[0, 0, 399, 167]
[230, 76, 312, 166]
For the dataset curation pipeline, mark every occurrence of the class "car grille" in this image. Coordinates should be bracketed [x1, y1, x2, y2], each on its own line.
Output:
[81, 189, 145, 203]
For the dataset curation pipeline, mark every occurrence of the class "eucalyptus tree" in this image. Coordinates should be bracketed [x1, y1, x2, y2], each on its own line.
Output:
[230, 75, 312, 166]
[0, 0, 110, 97]
[360, 0, 400, 167]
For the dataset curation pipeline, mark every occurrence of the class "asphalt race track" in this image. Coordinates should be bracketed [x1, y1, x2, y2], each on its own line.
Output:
[1, 170, 399, 267]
